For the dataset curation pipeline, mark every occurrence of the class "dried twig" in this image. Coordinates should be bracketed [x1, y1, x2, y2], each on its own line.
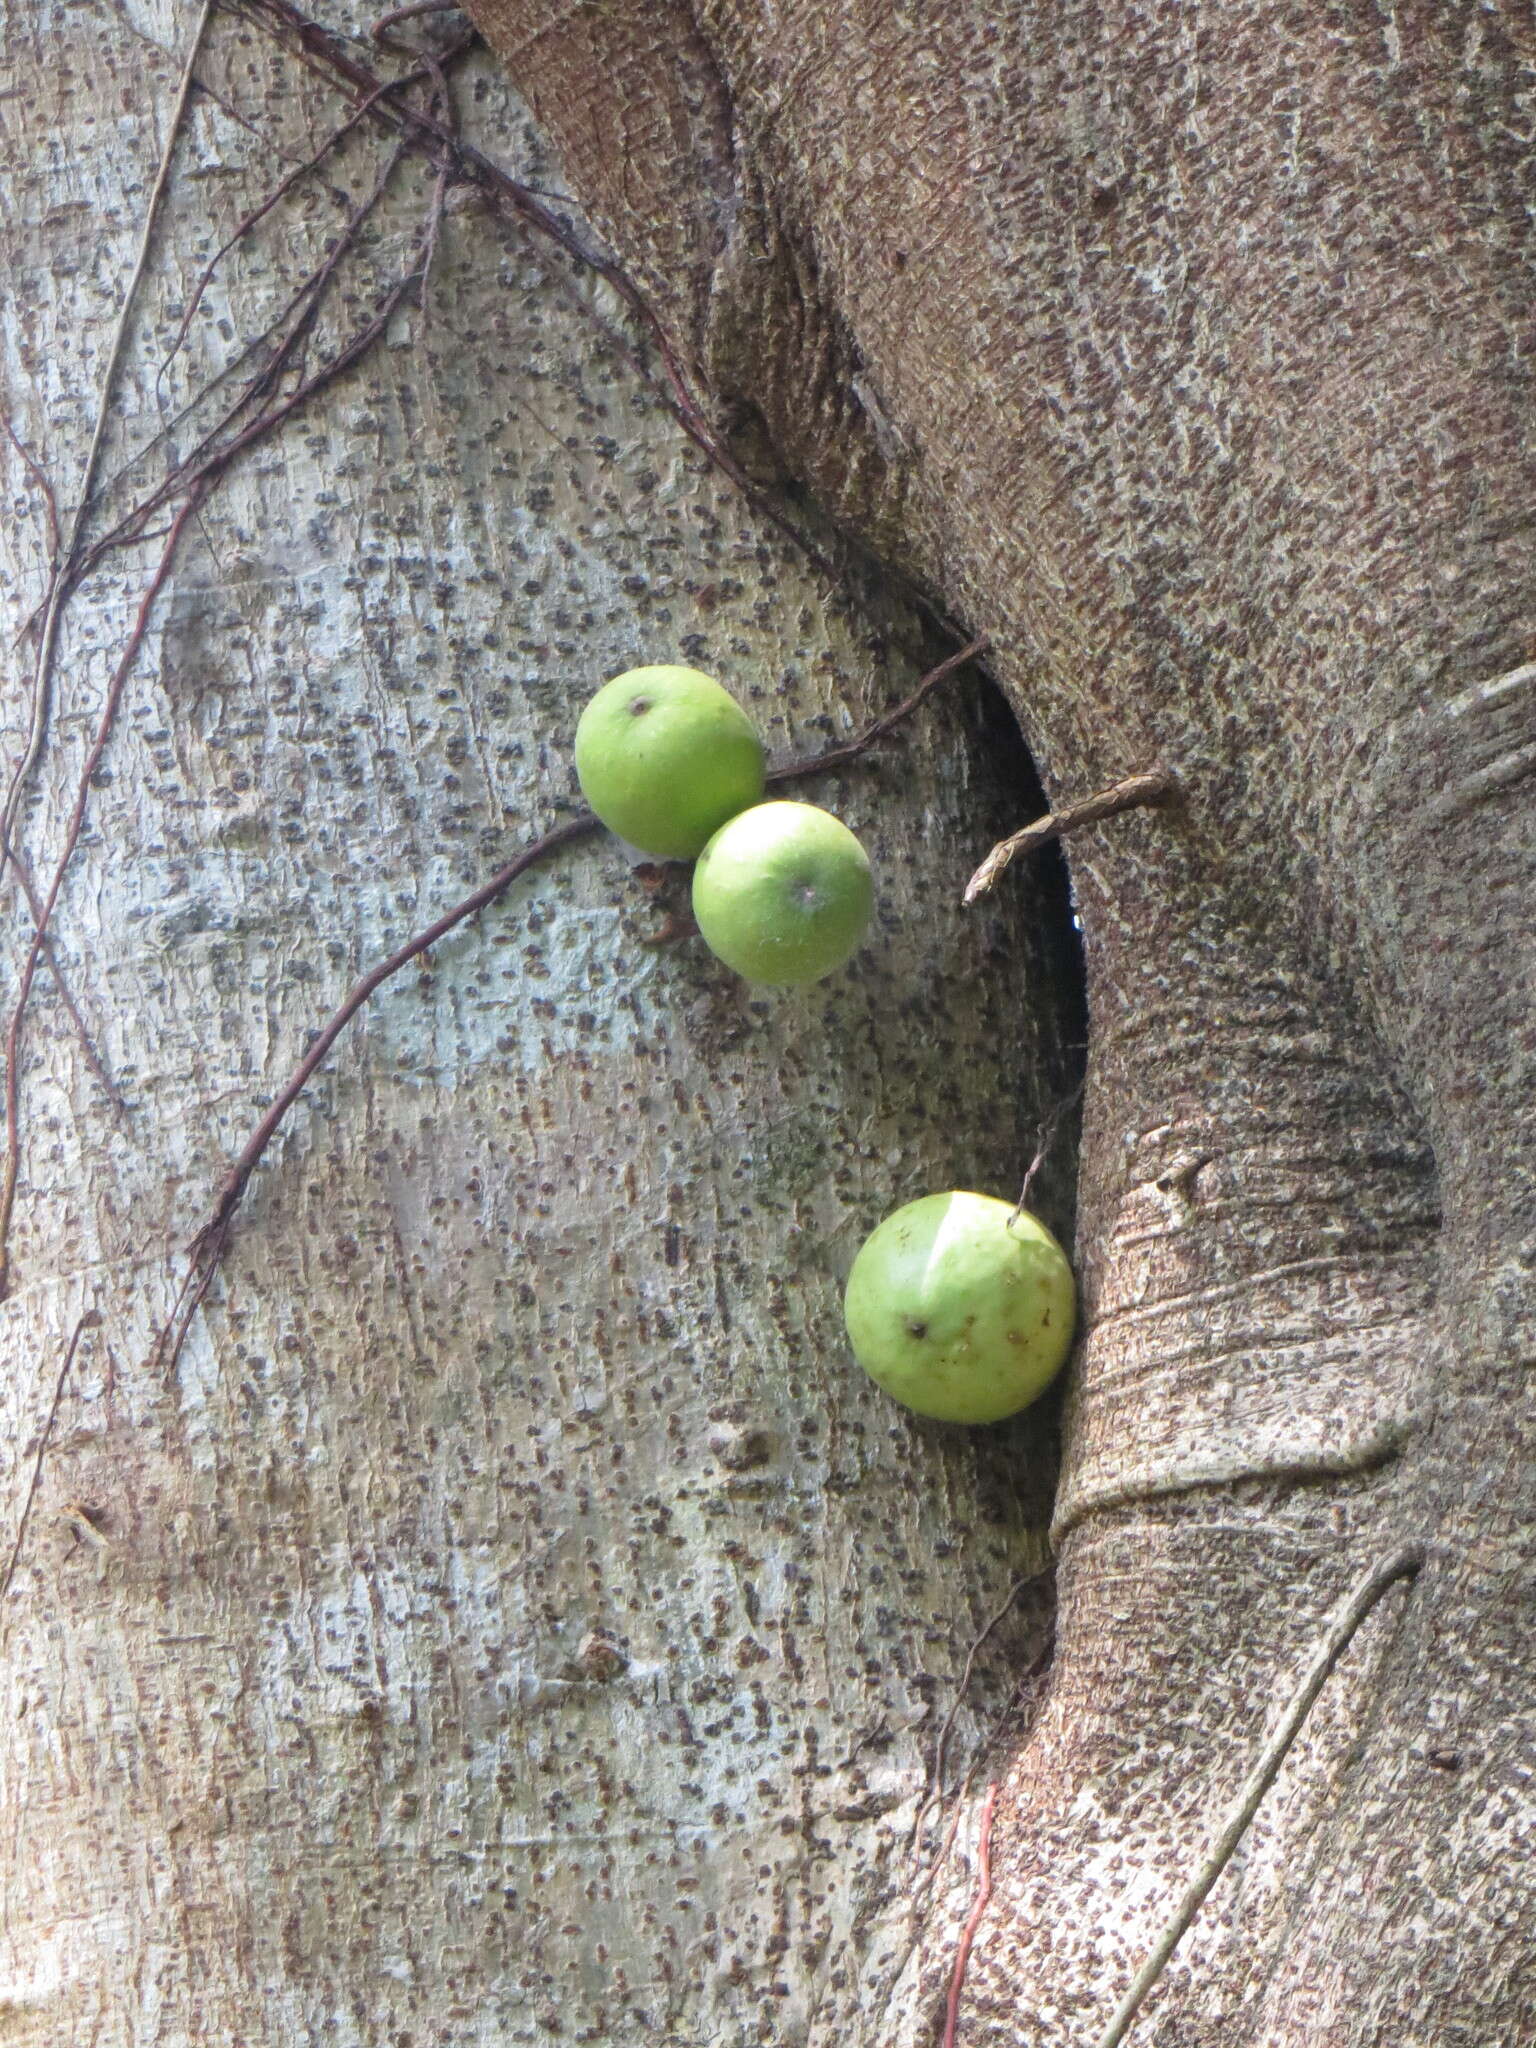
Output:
[0, 39, 463, 1302]
[2, 833, 125, 1120]
[1012, 1077, 1085, 1223]
[156, 74, 410, 385]
[767, 635, 988, 785]
[228, 0, 843, 579]
[964, 770, 1179, 907]
[1093, 1543, 1426, 2048]
[190, 812, 597, 1280]
[74, 47, 466, 600]
[943, 1781, 1000, 2048]
[0, 119, 453, 1295]
[869, 1630, 1055, 2045]
[1, 0, 215, 884]
[92, 135, 419, 570]
[0, 491, 209, 1298]
[97, 131, 405, 536]
[0, 1314, 92, 1619]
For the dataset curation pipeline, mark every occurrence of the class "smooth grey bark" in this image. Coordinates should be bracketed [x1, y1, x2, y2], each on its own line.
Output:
[0, 5, 1076, 2043]
[467, 3, 1536, 2044]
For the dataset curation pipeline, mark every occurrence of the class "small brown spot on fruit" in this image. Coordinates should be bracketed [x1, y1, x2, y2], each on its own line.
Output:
[629, 695, 651, 716]
[905, 1318, 928, 1340]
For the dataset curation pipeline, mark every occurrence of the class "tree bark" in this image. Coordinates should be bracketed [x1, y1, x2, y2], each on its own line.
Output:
[465, 3, 1536, 2042]
[0, 6, 1077, 2044]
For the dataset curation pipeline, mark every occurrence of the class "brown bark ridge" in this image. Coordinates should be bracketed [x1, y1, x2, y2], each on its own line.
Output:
[468, 2, 1536, 2042]
[0, 5, 1078, 2044]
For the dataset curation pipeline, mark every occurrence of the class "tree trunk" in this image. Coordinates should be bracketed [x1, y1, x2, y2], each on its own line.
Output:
[0, 5, 1077, 2044]
[8, 0, 1534, 2043]
[463, 3, 1536, 2044]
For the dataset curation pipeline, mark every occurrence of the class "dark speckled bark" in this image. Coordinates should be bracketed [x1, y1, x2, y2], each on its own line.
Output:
[0, 8, 1079, 2043]
[469, 2, 1536, 2040]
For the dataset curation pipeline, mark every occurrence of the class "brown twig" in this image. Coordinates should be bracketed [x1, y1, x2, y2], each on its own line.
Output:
[408, 24, 466, 323]
[1012, 1076, 1085, 1223]
[182, 224, 423, 493]
[767, 635, 989, 785]
[370, 11, 468, 157]
[172, 144, 437, 473]
[189, 811, 597, 1276]
[0, 1314, 92, 1618]
[0, 58, 455, 1305]
[963, 769, 1180, 906]
[16, 96, 424, 648]
[83, 43, 471, 592]
[0, 121, 454, 1294]
[943, 1781, 1000, 2048]
[0, 490, 209, 1298]
[154, 1230, 230, 1382]
[90, 134, 419, 573]
[228, 0, 843, 581]
[39, 125, 428, 702]
[1093, 1544, 1425, 2048]
[9, 207, 437, 1294]
[95, 126, 408, 541]
[1, 0, 215, 887]
[156, 74, 412, 388]
[2, 832, 126, 1120]
[869, 1629, 1055, 2046]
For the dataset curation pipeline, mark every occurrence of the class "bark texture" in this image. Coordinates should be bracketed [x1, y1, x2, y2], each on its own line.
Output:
[466, 2, 1536, 2043]
[0, 5, 1078, 2044]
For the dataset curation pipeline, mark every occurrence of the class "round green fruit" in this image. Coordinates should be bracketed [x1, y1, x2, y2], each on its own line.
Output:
[574, 665, 765, 861]
[691, 801, 874, 986]
[844, 1191, 1075, 1424]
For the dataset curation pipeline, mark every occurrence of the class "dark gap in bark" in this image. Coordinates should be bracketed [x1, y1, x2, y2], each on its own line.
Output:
[961, 676, 1080, 1719]
[969, 668, 1088, 1236]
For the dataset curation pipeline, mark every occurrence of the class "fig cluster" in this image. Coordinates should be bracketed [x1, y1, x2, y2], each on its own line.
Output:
[573, 662, 1075, 1423]
[575, 665, 872, 988]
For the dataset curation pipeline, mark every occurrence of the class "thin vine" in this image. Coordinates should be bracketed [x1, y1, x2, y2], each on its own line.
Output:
[0, 22, 465, 1293]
